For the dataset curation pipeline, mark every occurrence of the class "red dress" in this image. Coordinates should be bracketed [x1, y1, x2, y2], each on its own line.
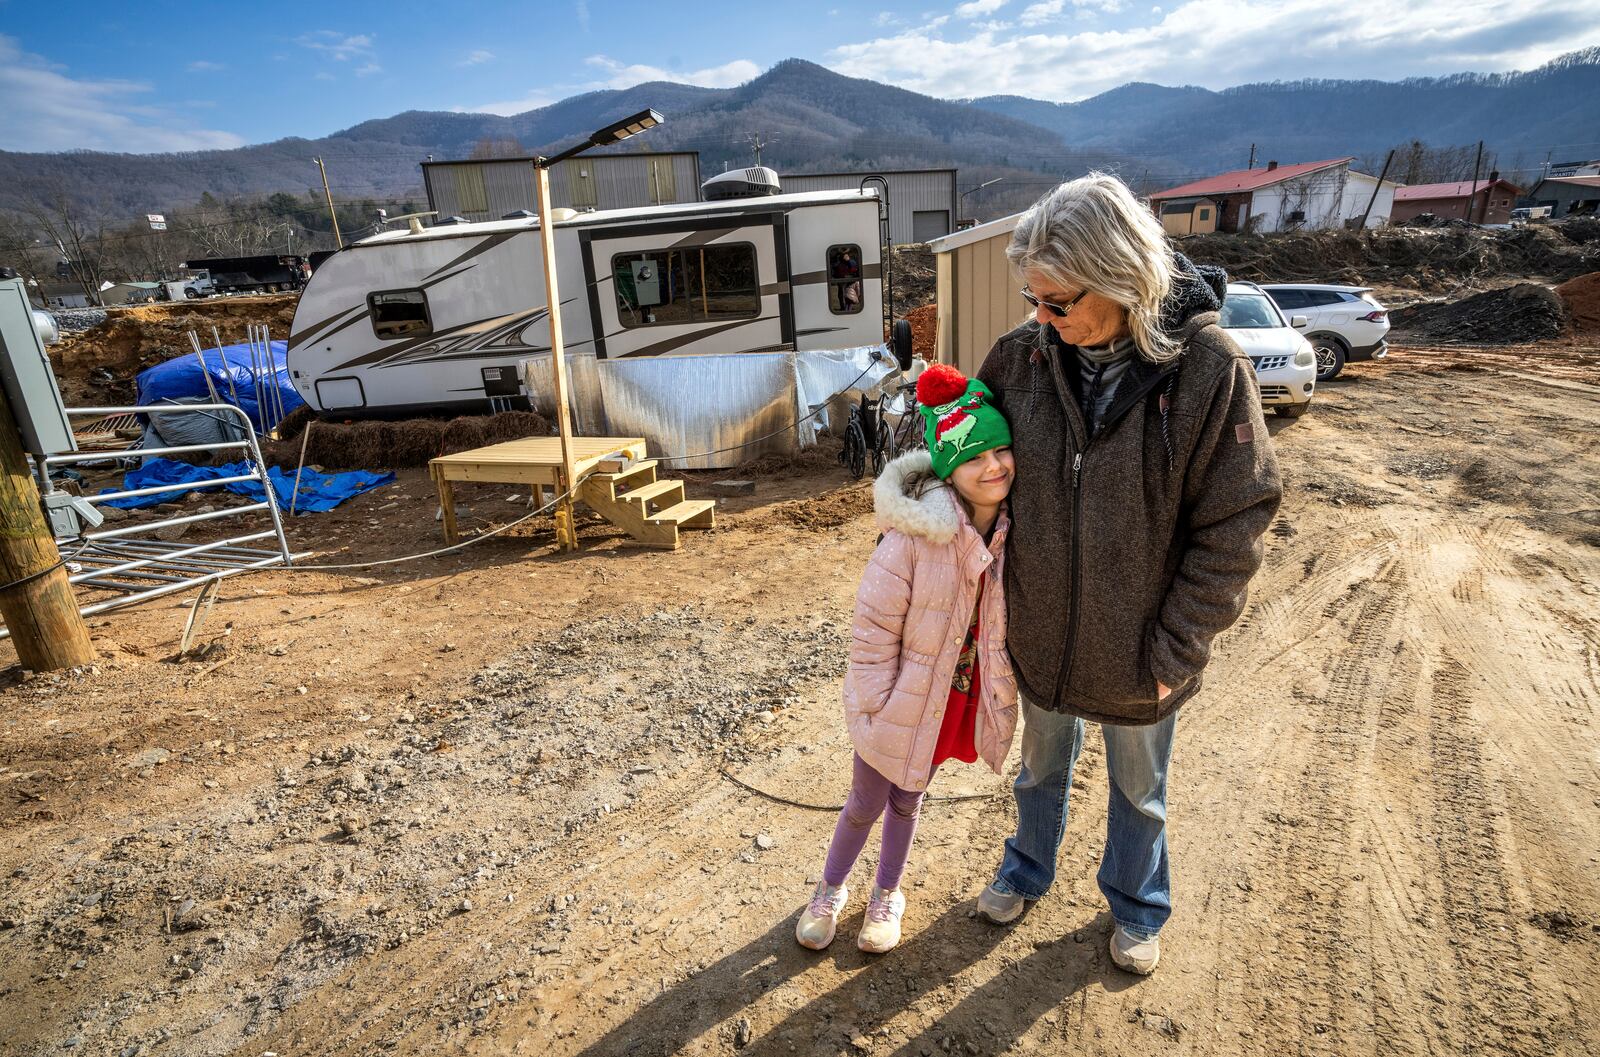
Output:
[931, 584, 982, 767]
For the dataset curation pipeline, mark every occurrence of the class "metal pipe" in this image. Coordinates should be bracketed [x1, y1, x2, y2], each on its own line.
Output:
[265, 326, 286, 431]
[47, 440, 250, 464]
[88, 540, 283, 560]
[68, 530, 277, 583]
[77, 570, 188, 585]
[213, 330, 241, 408]
[84, 473, 260, 505]
[249, 325, 267, 432]
[84, 501, 272, 542]
[241, 412, 293, 564]
[66, 403, 247, 417]
[189, 332, 223, 406]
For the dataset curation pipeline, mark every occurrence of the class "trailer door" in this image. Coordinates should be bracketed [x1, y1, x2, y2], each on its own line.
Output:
[581, 215, 793, 359]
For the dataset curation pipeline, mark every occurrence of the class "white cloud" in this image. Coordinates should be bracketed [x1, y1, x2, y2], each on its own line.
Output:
[827, 0, 1600, 101]
[186, 60, 225, 72]
[584, 56, 762, 89]
[0, 35, 244, 153]
[460, 90, 557, 116]
[576, 0, 590, 31]
[355, 62, 382, 77]
[459, 50, 494, 66]
[955, 0, 1007, 16]
[296, 31, 375, 62]
[1019, 0, 1065, 24]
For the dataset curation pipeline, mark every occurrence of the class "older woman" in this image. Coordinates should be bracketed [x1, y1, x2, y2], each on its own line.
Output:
[973, 174, 1282, 974]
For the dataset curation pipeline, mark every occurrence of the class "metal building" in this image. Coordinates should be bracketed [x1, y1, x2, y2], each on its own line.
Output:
[422, 152, 702, 221]
[778, 169, 958, 245]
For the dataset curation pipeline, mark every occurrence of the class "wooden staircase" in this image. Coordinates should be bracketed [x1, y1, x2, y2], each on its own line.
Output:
[579, 458, 716, 550]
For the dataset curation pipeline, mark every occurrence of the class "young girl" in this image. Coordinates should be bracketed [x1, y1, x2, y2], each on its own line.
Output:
[796, 363, 1019, 954]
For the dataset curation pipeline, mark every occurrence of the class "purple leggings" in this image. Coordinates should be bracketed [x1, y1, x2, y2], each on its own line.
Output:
[822, 753, 927, 892]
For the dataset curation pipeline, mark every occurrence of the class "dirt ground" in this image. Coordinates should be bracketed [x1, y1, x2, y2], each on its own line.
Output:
[2, 338, 1599, 1057]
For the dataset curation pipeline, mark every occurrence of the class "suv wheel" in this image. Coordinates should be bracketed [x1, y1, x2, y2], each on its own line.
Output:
[1311, 335, 1346, 381]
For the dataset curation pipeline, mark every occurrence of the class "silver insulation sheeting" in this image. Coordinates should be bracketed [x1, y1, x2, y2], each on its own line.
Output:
[519, 345, 898, 470]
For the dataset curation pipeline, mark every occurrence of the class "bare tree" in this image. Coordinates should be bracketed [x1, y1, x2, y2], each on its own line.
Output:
[27, 190, 107, 306]
[469, 136, 527, 159]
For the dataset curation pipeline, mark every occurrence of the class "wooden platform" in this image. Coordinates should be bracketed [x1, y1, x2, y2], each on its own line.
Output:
[429, 435, 715, 549]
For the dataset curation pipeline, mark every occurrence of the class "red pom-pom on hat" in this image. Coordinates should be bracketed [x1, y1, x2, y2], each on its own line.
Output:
[916, 363, 969, 407]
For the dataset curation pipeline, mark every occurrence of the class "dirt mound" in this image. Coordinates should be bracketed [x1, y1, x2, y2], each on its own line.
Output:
[50, 294, 299, 404]
[1181, 226, 1600, 292]
[737, 480, 873, 531]
[903, 303, 938, 359]
[1389, 283, 1570, 344]
[890, 244, 936, 311]
[259, 410, 550, 470]
[1555, 271, 1600, 333]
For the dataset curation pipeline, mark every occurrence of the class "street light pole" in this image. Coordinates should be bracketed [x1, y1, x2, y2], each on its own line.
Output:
[531, 108, 663, 553]
[958, 178, 1004, 222]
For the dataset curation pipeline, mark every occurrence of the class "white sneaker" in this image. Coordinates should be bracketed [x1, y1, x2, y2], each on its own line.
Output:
[1109, 925, 1160, 974]
[795, 881, 849, 950]
[976, 882, 1027, 924]
[857, 887, 906, 953]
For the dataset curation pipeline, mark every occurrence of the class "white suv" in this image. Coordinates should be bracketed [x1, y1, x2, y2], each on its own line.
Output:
[1259, 284, 1390, 381]
[1221, 282, 1317, 419]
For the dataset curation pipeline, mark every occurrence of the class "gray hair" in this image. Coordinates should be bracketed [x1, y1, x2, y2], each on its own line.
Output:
[1006, 172, 1181, 363]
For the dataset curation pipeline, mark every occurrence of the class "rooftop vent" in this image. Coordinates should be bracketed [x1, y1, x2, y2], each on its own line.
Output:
[701, 166, 782, 201]
[501, 209, 536, 220]
[434, 216, 469, 226]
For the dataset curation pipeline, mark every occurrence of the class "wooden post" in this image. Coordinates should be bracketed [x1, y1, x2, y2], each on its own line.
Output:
[0, 390, 92, 670]
[533, 162, 580, 551]
[315, 157, 343, 249]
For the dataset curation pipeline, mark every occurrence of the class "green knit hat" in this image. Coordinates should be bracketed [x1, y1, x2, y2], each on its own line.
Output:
[915, 363, 1013, 480]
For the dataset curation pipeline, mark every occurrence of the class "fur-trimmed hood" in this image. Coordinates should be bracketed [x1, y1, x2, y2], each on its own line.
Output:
[873, 449, 963, 543]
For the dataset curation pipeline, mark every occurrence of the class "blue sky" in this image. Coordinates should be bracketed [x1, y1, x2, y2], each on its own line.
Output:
[3, 0, 1598, 153]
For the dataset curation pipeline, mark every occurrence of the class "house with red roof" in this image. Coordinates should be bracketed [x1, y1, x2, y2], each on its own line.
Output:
[1390, 174, 1524, 225]
[1148, 158, 1398, 235]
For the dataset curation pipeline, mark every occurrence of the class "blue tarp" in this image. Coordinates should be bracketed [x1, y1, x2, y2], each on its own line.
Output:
[100, 459, 394, 513]
[136, 340, 303, 432]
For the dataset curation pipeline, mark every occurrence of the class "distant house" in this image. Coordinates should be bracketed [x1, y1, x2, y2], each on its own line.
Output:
[35, 281, 92, 309]
[1148, 158, 1396, 234]
[1526, 176, 1600, 218]
[98, 281, 162, 305]
[1390, 175, 1523, 225]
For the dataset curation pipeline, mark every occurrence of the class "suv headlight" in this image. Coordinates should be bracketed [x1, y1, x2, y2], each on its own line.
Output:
[1294, 344, 1315, 368]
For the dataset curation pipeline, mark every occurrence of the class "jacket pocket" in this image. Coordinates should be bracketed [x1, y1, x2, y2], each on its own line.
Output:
[1065, 612, 1162, 715]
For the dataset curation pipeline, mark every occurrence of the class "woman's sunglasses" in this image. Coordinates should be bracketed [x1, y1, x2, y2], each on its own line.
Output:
[1021, 287, 1087, 318]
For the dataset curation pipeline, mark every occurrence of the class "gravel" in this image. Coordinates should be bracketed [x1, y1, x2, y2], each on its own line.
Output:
[52, 309, 108, 332]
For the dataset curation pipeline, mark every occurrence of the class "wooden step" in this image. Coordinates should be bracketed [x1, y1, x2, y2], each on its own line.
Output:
[615, 479, 684, 510]
[583, 460, 658, 502]
[646, 499, 716, 530]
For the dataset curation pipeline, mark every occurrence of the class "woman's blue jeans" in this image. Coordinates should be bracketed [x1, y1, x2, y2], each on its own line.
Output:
[993, 696, 1178, 939]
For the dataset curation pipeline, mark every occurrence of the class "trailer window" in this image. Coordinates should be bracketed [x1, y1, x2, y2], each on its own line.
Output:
[369, 289, 432, 339]
[611, 244, 759, 328]
[827, 244, 864, 315]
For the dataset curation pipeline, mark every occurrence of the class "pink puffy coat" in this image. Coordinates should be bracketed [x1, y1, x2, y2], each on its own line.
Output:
[843, 449, 1019, 793]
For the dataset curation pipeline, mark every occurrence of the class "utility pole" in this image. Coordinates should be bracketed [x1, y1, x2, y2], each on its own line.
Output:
[313, 157, 343, 248]
[1247, 143, 1257, 170]
[0, 390, 93, 671]
[1358, 149, 1396, 230]
[746, 132, 767, 167]
[1465, 140, 1484, 223]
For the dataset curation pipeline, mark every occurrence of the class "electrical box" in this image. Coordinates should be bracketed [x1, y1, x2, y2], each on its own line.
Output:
[0, 279, 76, 457]
[630, 260, 662, 307]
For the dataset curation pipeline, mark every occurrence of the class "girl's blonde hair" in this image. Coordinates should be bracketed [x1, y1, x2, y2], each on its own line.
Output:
[1006, 172, 1182, 363]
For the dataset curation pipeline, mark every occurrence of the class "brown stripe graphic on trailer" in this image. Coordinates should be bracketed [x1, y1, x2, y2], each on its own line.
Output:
[289, 305, 365, 348]
[790, 262, 883, 287]
[615, 316, 772, 358]
[423, 230, 521, 281]
[330, 307, 546, 372]
[666, 227, 743, 251]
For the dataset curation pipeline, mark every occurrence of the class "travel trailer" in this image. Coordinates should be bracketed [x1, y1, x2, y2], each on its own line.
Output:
[286, 186, 889, 418]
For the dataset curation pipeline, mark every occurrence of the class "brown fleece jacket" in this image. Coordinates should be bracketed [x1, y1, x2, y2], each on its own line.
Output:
[977, 310, 1282, 725]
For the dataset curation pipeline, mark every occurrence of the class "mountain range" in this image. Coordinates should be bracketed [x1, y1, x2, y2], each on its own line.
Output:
[3, 50, 1597, 223]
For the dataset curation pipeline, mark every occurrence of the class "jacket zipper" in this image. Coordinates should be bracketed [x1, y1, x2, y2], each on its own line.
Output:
[1053, 449, 1086, 707]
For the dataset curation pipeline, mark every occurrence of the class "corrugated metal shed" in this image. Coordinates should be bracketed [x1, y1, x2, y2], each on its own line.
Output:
[778, 169, 957, 246]
[423, 152, 701, 221]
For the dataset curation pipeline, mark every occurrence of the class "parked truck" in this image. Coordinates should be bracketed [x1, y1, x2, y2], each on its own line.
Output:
[179, 255, 310, 295]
